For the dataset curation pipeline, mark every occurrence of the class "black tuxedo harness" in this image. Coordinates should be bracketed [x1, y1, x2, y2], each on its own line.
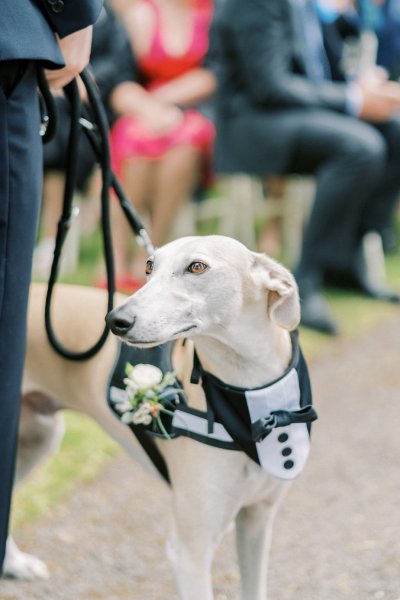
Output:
[107, 334, 317, 484]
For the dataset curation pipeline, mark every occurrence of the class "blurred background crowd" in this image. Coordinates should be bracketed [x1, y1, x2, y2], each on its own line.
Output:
[35, 0, 400, 336]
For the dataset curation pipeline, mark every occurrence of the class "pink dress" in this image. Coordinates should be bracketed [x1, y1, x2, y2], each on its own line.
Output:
[110, 0, 215, 176]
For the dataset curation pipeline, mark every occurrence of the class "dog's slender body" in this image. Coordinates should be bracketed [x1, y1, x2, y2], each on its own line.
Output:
[7, 235, 307, 600]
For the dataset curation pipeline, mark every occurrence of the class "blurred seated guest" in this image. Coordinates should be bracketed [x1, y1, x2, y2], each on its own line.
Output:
[318, 1, 398, 81]
[34, 3, 136, 278]
[375, 0, 400, 78]
[317, 0, 361, 79]
[213, 0, 400, 335]
[319, 0, 400, 251]
[108, 0, 216, 289]
[357, 0, 400, 79]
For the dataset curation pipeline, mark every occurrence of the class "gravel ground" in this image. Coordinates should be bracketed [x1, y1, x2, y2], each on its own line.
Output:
[2, 314, 400, 600]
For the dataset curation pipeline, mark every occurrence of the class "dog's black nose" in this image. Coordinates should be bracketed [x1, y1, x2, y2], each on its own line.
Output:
[105, 308, 135, 336]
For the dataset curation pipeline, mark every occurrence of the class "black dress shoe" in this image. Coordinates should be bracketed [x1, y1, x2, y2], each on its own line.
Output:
[300, 292, 340, 335]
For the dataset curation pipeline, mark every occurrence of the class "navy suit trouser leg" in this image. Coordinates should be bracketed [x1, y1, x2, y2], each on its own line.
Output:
[0, 61, 42, 570]
[285, 110, 387, 277]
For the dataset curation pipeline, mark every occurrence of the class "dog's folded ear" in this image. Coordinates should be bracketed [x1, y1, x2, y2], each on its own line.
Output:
[250, 252, 300, 330]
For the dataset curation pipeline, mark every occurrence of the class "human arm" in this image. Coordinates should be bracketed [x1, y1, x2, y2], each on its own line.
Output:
[353, 78, 400, 122]
[149, 68, 217, 108]
[220, 0, 349, 111]
[38, 0, 102, 89]
[37, 0, 102, 39]
[109, 81, 183, 134]
[113, 0, 215, 109]
[220, 0, 400, 121]
[45, 26, 94, 90]
[99, 8, 183, 134]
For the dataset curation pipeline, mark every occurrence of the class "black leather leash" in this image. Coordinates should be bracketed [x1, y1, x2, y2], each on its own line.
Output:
[38, 67, 154, 361]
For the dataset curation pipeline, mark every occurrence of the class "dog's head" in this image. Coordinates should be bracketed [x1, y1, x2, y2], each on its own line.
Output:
[106, 235, 300, 347]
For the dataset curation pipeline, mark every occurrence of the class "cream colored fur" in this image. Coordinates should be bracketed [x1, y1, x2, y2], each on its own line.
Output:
[7, 235, 302, 600]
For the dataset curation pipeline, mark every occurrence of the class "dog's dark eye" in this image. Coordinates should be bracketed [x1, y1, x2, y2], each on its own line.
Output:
[145, 260, 154, 275]
[187, 261, 208, 274]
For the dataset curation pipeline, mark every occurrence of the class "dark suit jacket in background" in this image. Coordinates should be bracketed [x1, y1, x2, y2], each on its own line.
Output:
[214, 0, 350, 174]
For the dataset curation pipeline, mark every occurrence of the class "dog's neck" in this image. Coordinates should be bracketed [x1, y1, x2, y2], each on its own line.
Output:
[192, 309, 292, 389]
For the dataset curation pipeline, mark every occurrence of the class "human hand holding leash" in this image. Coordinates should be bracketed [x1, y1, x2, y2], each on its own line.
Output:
[45, 26, 93, 91]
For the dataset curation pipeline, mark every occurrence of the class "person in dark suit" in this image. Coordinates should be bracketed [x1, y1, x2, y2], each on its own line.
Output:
[213, 0, 400, 334]
[0, 0, 102, 573]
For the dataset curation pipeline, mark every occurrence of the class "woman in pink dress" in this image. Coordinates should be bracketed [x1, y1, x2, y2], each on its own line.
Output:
[108, 0, 216, 291]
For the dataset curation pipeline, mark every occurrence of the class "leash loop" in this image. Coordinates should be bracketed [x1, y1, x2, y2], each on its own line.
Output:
[41, 67, 154, 360]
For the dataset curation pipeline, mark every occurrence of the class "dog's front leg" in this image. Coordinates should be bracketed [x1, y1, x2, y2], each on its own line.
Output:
[167, 494, 226, 600]
[235, 481, 289, 600]
[164, 442, 246, 600]
[166, 527, 214, 600]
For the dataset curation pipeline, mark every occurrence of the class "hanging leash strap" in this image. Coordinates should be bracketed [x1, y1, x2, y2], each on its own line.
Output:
[38, 67, 154, 361]
[37, 66, 58, 144]
[79, 70, 154, 256]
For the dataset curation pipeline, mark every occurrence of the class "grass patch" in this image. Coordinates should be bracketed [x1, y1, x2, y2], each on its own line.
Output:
[12, 412, 119, 530]
[59, 228, 103, 286]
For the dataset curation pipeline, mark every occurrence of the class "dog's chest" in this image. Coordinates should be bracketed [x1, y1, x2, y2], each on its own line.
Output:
[189, 355, 314, 480]
[107, 337, 315, 482]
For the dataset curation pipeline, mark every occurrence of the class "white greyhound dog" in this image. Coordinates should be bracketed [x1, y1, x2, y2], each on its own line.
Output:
[6, 235, 315, 600]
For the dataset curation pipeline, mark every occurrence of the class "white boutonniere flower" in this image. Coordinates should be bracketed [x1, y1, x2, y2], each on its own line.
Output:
[113, 363, 184, 439]
[125, 363, 163, 391]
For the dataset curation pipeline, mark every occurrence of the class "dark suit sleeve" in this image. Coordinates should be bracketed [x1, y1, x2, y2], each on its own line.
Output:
[225, 0, 348, 112]
[37, 0, 103, 38]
